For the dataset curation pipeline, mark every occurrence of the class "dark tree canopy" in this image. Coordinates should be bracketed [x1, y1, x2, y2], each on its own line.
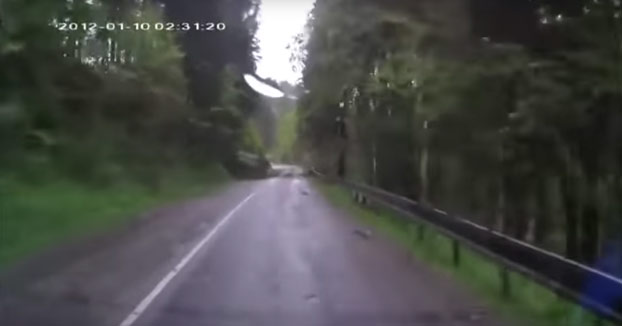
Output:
[160, 0, 259, 109]
[298, 0, 622, 264]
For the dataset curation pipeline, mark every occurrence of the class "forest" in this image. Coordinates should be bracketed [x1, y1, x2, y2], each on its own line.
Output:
[0, 0, 269, 262]
[0, 0, 270, 181]
[1, 1, 620, 324]
[1, 0, 621, 267]
[296, 0, 622, 264]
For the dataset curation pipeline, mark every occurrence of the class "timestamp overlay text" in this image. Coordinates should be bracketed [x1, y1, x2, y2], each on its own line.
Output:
[53, 22, 227, 32]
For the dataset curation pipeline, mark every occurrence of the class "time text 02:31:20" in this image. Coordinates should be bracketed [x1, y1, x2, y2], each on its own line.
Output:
[55, 22, 227, 32]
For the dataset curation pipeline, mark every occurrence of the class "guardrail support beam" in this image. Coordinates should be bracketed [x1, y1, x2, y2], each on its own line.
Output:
[314, 176, 622, 323]
[452, 240, 461, 267]
[417, 223, 425, 241]
[500, 267, 511, 299]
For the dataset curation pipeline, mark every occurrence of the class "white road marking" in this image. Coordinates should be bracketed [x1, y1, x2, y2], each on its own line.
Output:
[433, 208, 448, 215]
[118, 193, 256, 326]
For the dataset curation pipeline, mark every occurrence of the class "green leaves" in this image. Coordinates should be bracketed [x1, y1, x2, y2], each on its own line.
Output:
[0, 0, 264, 180]
[0, 41, 24, 55]
[300, 0, 622, 246]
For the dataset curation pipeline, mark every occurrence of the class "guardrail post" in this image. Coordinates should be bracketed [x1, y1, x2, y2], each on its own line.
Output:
[417, 223, 425, 241]
[452, 240, 461, 267]
[332, 180, 622, 323]
[500, 267, 511, 299]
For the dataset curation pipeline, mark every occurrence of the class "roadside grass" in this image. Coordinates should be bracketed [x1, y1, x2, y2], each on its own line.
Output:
[0, 164, 229, 266]
[315, 181, 613, 326]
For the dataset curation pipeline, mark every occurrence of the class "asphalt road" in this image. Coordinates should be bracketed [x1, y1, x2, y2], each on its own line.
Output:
[1, 173, 509, 326]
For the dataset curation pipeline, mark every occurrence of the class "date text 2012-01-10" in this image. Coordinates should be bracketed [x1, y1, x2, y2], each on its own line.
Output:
[54, 22, 227, 32]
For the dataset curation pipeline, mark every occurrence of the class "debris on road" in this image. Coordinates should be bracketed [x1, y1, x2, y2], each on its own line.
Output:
[62, 287, 91, 305]
[353, 228, 372, 239]
[304, 293, 319, 303]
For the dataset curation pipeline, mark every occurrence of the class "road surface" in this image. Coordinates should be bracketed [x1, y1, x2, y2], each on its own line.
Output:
[1, 174, 509, 326]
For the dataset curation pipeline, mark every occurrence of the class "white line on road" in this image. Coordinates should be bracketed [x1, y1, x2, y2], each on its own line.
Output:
[118, 193, 256, 326]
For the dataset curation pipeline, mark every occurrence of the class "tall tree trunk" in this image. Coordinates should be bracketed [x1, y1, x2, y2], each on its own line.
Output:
[76, 38, 83, 61]
[113, 40, 119, 63]
[513, 201, 529, 240]
[420, 144, 429, 204]
[534, 177, 550, 245]
[337, 149, 346, 178]
[482, 179, 497, 228]
[495, 141, 506, 232]
[371, 140, 378, 186]
[105, 37, 112, 67]
[504, 172, 528, 240]
[561, 174, 580, 260]
[419, 120, 430, 204]
[66, 35, 76, 58]
[496, 176, 506, 232]
[580, 177, 600, 264]
[344, 114, 366, 183]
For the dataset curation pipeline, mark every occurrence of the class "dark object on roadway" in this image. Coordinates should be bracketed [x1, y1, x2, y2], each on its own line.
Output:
[353, 229, 372, 240]
[223, 151, 271, 179]
[304, 293, 319, 303]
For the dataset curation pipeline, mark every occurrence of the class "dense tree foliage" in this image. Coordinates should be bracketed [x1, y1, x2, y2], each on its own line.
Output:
[0, 0, 263, 185]
[161, 0, 260, 109]
[299, 0, 622, 263]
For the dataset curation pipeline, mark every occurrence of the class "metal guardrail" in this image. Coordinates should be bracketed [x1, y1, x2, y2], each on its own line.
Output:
[310, 169, 622, 324]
